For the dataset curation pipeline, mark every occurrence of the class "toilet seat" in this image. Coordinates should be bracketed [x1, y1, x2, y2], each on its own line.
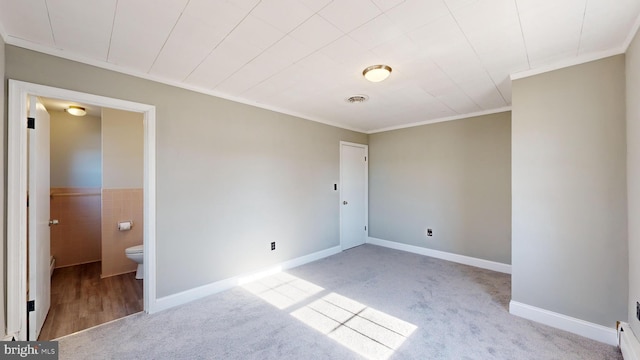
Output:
[125, 245, 143, 255]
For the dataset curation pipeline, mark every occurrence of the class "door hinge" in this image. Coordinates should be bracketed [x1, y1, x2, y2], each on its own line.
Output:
[27, 300, 35, 312]
[364, 156, 367, 162]
[365, 225, 367, 231]
[27, 117, 35, 129]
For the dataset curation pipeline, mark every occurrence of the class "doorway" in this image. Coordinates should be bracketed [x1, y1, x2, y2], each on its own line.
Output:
[39, 99, 145, 340]
[339, 141, 368, 250]
[7, 80, 157, 341]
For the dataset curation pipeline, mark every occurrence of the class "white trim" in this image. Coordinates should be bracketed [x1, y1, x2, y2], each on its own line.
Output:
[366, 237, 512, 274]
[366, 107, 512, 134]
[509, 301, 618, 346]
[143, 106, 158, 314]
[510, 48, 625, 81]
[153, 245, 342, 313]
[619, 322, 640, 360]
[623, 13, 640, 52]
[7, 82, 29, 337]
[339, 142, 369, 250]
[7, 80, 157, 338]
[4, 37, 366, 134]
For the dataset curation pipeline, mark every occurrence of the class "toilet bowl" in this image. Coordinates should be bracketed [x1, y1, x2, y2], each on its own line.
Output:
[125, 245, 144, 280]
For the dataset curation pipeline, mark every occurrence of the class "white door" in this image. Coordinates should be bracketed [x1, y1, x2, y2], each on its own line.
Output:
[340, 142, 368, 250]
[28, 96, 51, 340]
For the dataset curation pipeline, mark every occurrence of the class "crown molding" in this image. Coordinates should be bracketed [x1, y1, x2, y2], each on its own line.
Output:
[367, 106, 512, 134]
[510, 47, 625, 81]
[3, 36, 368, 134]
[623, 12, 640, 52]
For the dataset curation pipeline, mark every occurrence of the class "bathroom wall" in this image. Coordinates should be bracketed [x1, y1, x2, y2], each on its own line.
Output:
[49, 110, 102, 267]
[101, 108, 143, 188]
[101, 188, 143, 277]
[101, 108, 144, 277]
[50, 110, 102, 187]
[50, 188, 101, 267]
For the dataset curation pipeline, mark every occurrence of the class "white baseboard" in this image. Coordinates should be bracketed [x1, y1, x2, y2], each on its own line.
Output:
[509, 301, 618, 345]
[150, 246, 342, 313]
[366, 237, 511, 274]
[619, 322, 640, 360]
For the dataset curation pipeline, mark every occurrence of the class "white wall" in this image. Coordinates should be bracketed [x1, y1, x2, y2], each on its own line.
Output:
[50, 110, 101, 188]
[369, 112, 511, 264]
[511, 55, 628, 327]
[627, 26, 640, 338]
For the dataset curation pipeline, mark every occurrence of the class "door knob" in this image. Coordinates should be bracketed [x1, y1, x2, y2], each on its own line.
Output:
[343, 201, 348, 205]
[49, 219, 59, 226]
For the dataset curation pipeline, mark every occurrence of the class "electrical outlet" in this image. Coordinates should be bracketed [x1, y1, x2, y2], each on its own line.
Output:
[271, 242, 276, 251]
[427, 229, 433, 237]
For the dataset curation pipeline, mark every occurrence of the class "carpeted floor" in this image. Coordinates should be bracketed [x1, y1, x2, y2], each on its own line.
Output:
[57, 245, 622, 359]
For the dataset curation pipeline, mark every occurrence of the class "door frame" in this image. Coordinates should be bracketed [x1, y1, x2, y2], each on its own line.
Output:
[7, 80, 158, 340]
[339, 141, 368, 250]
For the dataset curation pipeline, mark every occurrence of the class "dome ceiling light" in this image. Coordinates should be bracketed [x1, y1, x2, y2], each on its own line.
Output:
[66, 106, 86, 116]
[363, 65, 392, 82]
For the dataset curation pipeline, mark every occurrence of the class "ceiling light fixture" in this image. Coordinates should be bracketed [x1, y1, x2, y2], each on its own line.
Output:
[363, 64, 392, 82]
[66, 106, 86, 116]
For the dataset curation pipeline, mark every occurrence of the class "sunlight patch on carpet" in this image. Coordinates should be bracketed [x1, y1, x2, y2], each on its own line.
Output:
[242, 271, 417, 359]
[241, 272, 324, 309]
[291, 292, 417, 360]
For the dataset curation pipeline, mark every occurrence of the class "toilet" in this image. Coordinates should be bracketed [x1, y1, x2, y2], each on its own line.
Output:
[125, 245, 144, 280]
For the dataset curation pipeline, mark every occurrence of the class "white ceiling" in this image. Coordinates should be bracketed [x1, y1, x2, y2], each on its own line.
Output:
[1, 0, 639, 133]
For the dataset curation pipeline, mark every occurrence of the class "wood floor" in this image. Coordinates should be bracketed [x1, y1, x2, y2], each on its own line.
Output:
[38, 261, 143, 341]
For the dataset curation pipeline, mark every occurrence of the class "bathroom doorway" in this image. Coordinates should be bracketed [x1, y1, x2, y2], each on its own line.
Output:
[7, 80, 157, 341]
[37, 99, 145, 340]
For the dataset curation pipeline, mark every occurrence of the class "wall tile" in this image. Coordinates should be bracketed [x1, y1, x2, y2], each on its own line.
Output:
[101, 188, 144, 277]
[50, 187, 102, 267]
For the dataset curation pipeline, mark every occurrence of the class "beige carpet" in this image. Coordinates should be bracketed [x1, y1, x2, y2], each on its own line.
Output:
[57, 244, 622, 359]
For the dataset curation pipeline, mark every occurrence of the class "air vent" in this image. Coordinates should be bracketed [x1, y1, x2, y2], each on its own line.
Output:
[345, 95, 369, 103]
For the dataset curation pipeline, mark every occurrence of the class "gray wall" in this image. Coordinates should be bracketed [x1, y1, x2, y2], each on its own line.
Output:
[369, 112, 512, 264]
[0, 35, 5, 338]
[627, 27, 640, 337]
[50, 110, 101, 188]
[101, 108, 143, 189]
[4, 45, 367, 297]
[511, 55, 628, 327]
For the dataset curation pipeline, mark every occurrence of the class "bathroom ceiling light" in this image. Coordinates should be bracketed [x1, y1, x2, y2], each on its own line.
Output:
[363, 64, 392, 82]
[66, 106, 86, 116]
